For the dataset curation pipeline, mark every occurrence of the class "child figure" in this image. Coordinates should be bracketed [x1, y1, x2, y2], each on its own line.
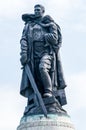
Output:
[40, 15, 58, 49]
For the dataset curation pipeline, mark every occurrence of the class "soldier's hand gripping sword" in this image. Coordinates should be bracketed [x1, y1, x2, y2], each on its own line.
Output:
[25, 64, 47, 117]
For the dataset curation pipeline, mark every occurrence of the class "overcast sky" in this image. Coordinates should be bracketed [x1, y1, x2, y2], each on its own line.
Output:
[0, 0, 86, 130]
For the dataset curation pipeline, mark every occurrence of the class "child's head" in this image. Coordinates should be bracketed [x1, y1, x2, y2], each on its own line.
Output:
[42, 15, 54, 24]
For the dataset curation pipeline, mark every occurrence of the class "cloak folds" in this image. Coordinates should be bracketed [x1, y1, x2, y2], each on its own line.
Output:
[20, 14, 67, 106]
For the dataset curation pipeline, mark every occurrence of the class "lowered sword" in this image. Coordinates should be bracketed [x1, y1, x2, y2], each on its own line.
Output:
[25, 64, 47, 117]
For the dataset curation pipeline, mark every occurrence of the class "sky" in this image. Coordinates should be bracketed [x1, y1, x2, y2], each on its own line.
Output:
[0, 0, 86, 130]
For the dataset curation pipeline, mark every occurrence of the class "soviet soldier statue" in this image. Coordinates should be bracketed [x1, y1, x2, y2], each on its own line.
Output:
[20, 4, 67, 116]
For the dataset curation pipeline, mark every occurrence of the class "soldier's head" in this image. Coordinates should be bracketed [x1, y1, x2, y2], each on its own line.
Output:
[34, 4, 45, 18]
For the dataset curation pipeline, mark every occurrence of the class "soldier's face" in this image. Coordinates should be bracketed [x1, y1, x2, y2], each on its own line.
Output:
[34, 6, 44, 18]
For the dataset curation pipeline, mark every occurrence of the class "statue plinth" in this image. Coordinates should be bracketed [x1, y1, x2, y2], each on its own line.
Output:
[17, 113, 75, 130]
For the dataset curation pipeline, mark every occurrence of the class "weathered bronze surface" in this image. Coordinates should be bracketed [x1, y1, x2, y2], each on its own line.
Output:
[20, 4, 67, 116]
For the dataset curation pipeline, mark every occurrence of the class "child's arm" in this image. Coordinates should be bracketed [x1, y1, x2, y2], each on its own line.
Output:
[39, 22, 54, 27]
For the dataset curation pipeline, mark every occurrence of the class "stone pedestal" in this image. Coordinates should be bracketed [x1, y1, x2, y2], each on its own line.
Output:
[17, 113, 75, 130]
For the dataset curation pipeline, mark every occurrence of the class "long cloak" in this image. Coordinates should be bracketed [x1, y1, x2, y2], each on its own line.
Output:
[20, 14, 67, 106]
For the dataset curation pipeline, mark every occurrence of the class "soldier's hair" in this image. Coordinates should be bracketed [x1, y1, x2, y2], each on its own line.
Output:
[34, 4, 45, 13]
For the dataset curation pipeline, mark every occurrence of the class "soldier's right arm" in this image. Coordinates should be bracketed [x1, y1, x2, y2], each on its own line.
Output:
[20, 24, 28, 65]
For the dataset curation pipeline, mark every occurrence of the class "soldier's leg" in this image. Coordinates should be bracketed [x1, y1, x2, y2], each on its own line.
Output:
[39, 54, 53, 97]
[34, 59, 44, 96]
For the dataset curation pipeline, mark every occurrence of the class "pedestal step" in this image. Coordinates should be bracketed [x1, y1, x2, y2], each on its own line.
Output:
[17, 114, 75, 130]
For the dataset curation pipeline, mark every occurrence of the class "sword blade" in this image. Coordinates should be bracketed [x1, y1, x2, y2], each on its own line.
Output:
[25, 64, 47, 117]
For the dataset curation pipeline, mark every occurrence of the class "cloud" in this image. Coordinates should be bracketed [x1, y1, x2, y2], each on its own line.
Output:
[0, 0, 79, 19]
[63, 71, 86, 130]
[63, 0, 86, 33]
[0, 84, 26, 130]
[71, 23, 86, 33]
[0, 0, 26, 19]
[66, 71, 86, 110]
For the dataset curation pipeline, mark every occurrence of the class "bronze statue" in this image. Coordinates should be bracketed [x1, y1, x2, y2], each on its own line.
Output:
[20, 4, 67, 116]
